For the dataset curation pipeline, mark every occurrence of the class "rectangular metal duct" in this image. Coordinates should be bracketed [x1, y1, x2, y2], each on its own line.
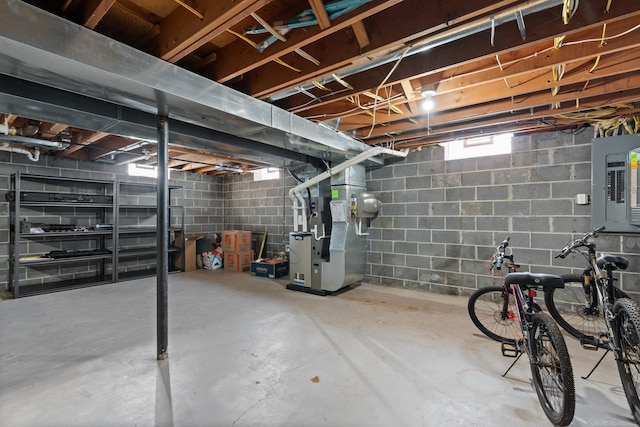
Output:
[0, 1, 384, 167]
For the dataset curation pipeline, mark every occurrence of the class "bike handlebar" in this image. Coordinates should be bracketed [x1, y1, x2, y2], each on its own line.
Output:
[555, 226, 605, 258]
[492, 236, 510, 270]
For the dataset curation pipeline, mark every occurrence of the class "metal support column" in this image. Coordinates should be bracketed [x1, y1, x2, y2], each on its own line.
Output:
[157, 116, 169, 360]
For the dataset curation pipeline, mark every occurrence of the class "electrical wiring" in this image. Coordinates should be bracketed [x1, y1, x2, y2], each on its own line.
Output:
[290, 19, 639, 141]
[553, 103, 639, 135]
[295, 49, 320, 65]
[225, 28, 301, 72]
[484, 22, 640, 85]
[273, 58, 301, 73]
[289, 20, 640, 117]
[365, 46, 411, 138]
[562, 0, 579, 25]
[303, 92, 406, 121]
[312, 80, 331, 91]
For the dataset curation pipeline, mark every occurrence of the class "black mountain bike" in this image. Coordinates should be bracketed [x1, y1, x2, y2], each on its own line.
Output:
[544, 226, 640, 424]
[468, 237, 575, 426]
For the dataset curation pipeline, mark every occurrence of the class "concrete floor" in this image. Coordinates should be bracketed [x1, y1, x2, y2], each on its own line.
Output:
[0, 269, 635, 426]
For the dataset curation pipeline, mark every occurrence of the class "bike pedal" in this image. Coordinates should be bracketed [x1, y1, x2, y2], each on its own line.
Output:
[579, 336, 599, 351]
[501, 341, 521, 358]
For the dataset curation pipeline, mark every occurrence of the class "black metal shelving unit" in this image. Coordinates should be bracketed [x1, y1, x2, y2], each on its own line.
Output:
[114, 180, 184, 282]
[7, 172, 184, 297]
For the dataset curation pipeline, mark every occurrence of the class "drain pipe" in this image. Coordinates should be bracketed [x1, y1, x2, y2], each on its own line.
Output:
[0, 142, 40, 161]
[289, 146, 408, 232]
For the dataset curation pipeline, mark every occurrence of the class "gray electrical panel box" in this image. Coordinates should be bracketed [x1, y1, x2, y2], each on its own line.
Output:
[629, 147, 640, 225]
[591, 134, 640, 233]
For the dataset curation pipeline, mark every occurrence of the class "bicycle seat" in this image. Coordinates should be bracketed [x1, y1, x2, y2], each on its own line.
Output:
[504, 272, 564, 291]
[597, 253, 629, 270]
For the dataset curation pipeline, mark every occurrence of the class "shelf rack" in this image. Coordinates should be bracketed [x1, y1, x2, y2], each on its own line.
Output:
[7, 172, 184, 297]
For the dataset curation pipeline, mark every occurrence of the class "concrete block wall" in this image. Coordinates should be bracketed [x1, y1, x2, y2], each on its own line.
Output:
[221, 171, 297, 258]
[0, 152, 223, 293]
[365, 130, 640, 298]
[3, 128, 640, 299]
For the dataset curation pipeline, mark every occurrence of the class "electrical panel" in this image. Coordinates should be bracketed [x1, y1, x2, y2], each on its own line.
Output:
[591, 134, 640, 232]
[629, 147, 640, 225]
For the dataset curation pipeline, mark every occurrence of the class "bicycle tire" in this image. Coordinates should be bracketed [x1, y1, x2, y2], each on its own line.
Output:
[544, 274, 628, 343]
[468, 286, 520, 343]
[613, 298, 640, 425]
[529, 312, 576, 427]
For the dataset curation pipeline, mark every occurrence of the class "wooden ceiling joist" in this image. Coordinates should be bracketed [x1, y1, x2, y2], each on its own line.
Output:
[145, 0, 271, 63]
[277, 2, 640, 112]
[82, 0, 117, 29]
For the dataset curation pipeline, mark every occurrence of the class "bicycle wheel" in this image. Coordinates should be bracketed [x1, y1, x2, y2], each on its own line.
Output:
[529, 312, 575, 427]
[468, 286, 520, 343]
[544, 274, 627, 342]
[613, 298, 640, 425]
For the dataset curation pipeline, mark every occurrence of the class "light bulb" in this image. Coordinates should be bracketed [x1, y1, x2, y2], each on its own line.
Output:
[421, 90, 436, 112]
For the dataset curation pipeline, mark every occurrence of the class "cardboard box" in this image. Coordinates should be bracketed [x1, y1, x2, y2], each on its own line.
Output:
[175, 232, 203, 272]
[221, 230, 252, 252]
[250, 258, 289, 279]
[224, 250, 253, 272]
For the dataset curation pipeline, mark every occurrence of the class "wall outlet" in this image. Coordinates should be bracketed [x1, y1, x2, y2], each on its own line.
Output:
[576, 194, 590, 205]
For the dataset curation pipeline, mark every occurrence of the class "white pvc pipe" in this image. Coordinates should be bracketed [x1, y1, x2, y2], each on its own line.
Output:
[0, 123, 17, 135]
[0, 142, 40, 161]
[289, 146, 408, 232]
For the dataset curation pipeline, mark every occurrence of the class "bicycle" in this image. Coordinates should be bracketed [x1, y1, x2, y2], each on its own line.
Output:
[468, 237, 528, 342]
[468, 237, 575, 426]
[544, 226, 640, 424]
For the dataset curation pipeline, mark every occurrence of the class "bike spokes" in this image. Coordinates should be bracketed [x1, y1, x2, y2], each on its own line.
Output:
[615, 299, 640, 424]
[530, 313, 575, 427]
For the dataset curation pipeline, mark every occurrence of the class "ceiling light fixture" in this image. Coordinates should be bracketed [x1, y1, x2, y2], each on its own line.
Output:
[421, 90, 436, 112]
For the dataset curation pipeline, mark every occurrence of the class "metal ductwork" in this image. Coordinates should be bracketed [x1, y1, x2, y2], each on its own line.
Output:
[0, 1, 403, 170]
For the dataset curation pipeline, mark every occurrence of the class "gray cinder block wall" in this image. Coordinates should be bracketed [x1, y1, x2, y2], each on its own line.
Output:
[221, 171, 297, 258]
[0, 152, 224, 292]
[220, 129, 640, 299]
[365, 130, 640, 298]
[3, 129, 640, 298]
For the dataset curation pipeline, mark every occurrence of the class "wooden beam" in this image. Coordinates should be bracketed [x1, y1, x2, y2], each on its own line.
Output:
[400, 80, 415, 100]
[308, 0, 331, 30]
[309, 46, 640, 126]
[145, 0, 270, 63]
[90, 136, 148, 159]
[83, 0, 116, 29]
[273, 1, 640, 109]
[118, 0, 164, 24]
[197, 51, 218, 69]
[180, 162, 205, 171]
[351, 20, 369, 48]
[204, 0, 402, 84]
[233, 0, 529, 97]
[64, 131, 108, 155]
[1, 114, 18, 125]
[355, 72, 640, 139]
[38, 123, 69, 138]
[375, 98, 640, 148]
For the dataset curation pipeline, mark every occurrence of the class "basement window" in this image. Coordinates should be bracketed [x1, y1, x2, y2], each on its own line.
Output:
[443, 133, 513, 160]
[252, 167, 280, 181]
[128, 163, 157, 178]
